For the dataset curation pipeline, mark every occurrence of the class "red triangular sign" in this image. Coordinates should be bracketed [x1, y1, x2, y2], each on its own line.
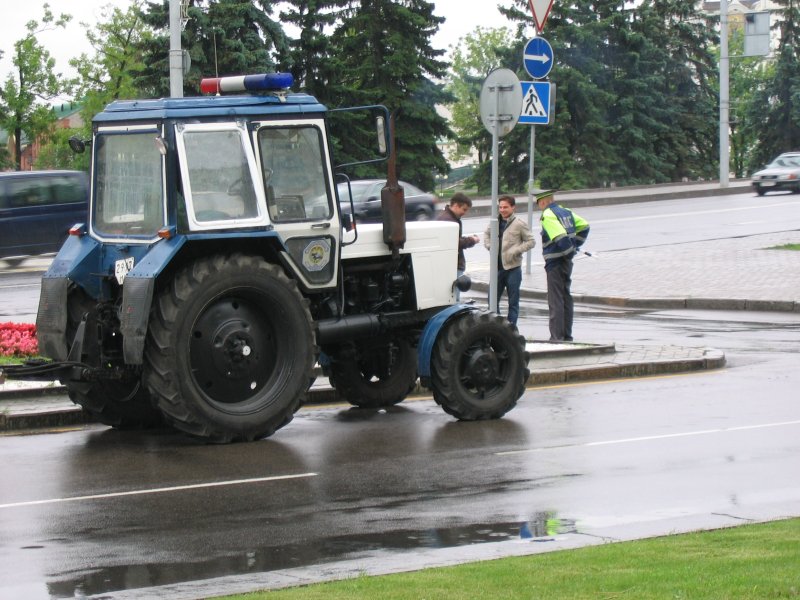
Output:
[528, 0, 555, 33]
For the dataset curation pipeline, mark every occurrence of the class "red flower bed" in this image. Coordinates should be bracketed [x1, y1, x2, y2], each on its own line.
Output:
[0, 322, 39, 357]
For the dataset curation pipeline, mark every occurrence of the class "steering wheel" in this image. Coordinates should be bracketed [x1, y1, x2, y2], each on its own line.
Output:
[227, 178, 243, 196]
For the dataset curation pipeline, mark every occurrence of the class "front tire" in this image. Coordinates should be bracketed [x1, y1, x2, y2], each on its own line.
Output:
[144, 254, 316, 442]
[328, 337, 418, 408]
[430, 311, 529, 420]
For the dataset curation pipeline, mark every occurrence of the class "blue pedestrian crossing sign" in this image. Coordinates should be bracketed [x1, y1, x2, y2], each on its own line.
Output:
[523, 37, 553, 80]
[519, 81, 553, 125]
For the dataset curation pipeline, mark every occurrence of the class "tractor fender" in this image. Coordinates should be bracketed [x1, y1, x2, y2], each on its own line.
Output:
[417, 304, 478, 382]
[37, 232, 102, 360]
[120, 235, 186, 364]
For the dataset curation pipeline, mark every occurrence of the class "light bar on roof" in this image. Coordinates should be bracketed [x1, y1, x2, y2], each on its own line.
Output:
[200, 72, 294, 95]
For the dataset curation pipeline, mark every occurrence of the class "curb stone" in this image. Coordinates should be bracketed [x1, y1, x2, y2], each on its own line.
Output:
[0, 344, 726, 433]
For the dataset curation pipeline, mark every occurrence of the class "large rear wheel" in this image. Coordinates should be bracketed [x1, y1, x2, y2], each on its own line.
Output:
[430, 311, 529, 420]
[328, 337, 418, 408]
[143, 254, 316, 442]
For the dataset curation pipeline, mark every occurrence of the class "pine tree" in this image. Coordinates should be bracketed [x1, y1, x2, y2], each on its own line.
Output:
[135, 0, 288, 98]
[280, 0, 344, 102]
[495, 0, 718, 190]
[328, 0, 452, 190]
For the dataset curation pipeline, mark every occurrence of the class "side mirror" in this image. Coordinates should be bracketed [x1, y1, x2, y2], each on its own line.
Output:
[68, 136, 87, 154]
[376, 115, 387, 155]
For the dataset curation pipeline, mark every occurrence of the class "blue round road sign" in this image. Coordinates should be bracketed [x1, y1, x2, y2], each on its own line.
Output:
[523, 37, 554, 80]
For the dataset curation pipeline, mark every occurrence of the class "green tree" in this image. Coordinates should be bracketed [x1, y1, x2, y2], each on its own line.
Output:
[446, 27, 514, 166]
[608, 0, 718, 183]
[34, 125, 89, 171]
[493, 0, 718, 191]
[280, 0, 345, 101]
[329, 0, 452, 190]
[745, 0, 800, 168]
[496, 0, 619, 191]
[726, 28, 766, 178]
[0, 5, 71, 170]
[34, 1, 153, 171]
[70, 1, 152, 122]
[136, 0, 288, 98]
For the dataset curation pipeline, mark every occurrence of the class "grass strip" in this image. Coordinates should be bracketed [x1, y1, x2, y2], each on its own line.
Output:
[222, 518, 800, 599]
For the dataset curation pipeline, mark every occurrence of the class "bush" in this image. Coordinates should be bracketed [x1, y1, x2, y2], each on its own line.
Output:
[0, 322, 39, 357]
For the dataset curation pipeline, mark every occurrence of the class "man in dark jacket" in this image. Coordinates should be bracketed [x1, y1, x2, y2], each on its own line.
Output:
[437, 193, 480, 298]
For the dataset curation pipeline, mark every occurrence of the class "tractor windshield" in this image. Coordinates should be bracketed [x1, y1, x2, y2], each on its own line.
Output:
[92, 131, 164, 238]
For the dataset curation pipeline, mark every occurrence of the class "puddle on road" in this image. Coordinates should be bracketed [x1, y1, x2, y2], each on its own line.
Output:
[44, 513, 578, 597]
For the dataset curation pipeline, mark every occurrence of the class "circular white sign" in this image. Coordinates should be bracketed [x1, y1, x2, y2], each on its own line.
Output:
[479, 68, 522, 138]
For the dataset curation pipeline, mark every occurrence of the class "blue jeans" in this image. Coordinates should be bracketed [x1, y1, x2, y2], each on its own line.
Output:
[494, 266, 522, 325]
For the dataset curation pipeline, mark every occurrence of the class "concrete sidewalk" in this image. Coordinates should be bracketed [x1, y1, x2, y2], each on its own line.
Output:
[466, 179, 800, 313]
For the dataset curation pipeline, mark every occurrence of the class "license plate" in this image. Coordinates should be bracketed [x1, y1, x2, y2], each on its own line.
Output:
[115, 257, 135, 284]
[760, 182, 775, 187]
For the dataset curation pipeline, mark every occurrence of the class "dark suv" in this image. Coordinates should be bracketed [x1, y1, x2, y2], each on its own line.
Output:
[0, 170, 88, 263]
[339, 179, 439, 222]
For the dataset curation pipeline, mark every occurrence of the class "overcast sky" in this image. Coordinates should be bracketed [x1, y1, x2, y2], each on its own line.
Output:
[1, 1, 531, 95]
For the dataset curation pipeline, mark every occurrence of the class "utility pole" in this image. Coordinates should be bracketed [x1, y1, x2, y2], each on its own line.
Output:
[719, 0, 729, 187]
[169, 0, 184, 98]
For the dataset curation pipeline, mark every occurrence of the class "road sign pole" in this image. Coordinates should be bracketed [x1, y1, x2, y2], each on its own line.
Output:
[479, 69, 522, 315]
[489, 89, 501, 314]
[526, 125, 536, 275]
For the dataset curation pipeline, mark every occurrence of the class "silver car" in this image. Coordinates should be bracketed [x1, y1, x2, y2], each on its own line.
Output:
[751, 152, 800, 196]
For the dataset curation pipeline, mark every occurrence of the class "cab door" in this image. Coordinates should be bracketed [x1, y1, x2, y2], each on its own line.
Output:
[253, 119, 340, 290]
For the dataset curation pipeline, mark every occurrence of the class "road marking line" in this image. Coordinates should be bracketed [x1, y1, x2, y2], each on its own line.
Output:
[496, 419, 800, 456]
[0, 472, 317, 510]
[0, 283, 39, 289]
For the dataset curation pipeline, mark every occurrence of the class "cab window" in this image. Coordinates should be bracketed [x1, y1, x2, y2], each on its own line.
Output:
[257, 126, 331, 221]
[176, 122, 266, 229]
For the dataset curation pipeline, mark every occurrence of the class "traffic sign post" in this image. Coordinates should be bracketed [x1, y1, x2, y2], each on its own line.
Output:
[524, 2, 556, 271]
[480, 69, 522, 314]
[523, 37, 553, 80]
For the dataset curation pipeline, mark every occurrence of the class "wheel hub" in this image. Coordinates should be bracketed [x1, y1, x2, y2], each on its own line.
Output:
[190, 296, 277, 402]
[216, 325, 255, 377]
[465, 346, 499, 387]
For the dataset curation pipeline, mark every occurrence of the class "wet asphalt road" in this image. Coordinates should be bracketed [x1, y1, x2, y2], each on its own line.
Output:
[1, 193, 800, 598]
[1, 301, 799, 599]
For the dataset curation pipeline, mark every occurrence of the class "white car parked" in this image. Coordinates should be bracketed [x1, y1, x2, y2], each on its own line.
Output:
[751, 152, 800, 196]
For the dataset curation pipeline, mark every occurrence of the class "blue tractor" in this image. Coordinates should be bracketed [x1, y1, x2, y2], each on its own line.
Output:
[8, 73, 529, 442]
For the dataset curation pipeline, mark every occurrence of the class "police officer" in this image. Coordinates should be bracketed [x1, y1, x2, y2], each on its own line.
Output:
[535, 189, 590, 341]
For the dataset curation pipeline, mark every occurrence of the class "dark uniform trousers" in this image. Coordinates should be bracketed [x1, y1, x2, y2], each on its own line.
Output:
[546, 257, 574, 341]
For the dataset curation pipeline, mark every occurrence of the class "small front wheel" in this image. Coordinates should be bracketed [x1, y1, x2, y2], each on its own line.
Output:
[430, 311, 529, 420]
